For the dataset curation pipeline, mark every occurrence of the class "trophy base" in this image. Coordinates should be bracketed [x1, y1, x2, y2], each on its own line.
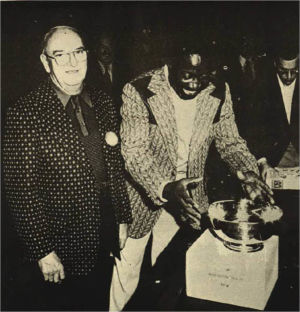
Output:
[209, 228, 264, 252]
[186, 229, 279, 310]
[223, 240, 263, 252]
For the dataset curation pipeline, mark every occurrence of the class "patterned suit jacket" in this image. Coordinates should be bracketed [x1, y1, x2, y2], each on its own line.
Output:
[3, 79, 131, 276]
[120, 67, 259, 239]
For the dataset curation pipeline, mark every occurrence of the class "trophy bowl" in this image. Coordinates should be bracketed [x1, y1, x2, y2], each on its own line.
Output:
[208, 199, 283, 252]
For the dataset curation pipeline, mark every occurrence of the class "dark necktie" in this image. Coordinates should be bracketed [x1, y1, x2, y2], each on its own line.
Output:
[103, 67, 113, 94]
[67, 94, 108, 187]
[103, 66, 111, 83]
[70, 95, 89, 136]
[67, 91, 117, 255]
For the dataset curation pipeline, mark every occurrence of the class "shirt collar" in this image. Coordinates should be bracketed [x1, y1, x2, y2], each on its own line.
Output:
[51, 81, 93, 109]
[277, 74, 296, 90]
[98, 61, 112, 75]
[239, 55, 247, 69]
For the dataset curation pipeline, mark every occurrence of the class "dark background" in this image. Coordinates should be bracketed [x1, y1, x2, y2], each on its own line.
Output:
[1, 1, 299, 310]
[2, 1, 299, 114]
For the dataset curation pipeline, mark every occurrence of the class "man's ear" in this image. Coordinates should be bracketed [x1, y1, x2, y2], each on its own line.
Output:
[40, 54, 51, 73]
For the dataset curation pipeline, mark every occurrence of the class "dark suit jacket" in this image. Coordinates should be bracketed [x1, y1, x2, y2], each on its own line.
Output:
[87, 61, 113, 95]
[86, 58, 128, 122]
[205, 57, 270, 201]
[223, 55, 270, 132]
[3, 79, 131, 276]
[242, 72, 299, 167]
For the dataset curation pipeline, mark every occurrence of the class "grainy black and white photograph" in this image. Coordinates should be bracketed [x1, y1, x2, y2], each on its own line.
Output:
[1, 1, 299, 311]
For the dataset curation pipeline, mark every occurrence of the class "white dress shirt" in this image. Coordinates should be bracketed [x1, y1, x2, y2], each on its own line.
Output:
[165, 67, 198, 180]
[260, 76, 298, 168]
[98, 61, 113, 82]
[277, 74, 296, 124]
[239, 55, 247, 71]
[159, 65, 199, 200]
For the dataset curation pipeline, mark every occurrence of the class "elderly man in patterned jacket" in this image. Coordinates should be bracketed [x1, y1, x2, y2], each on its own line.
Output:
[109, 36, 274, 310]
[3, 26, 131, 310]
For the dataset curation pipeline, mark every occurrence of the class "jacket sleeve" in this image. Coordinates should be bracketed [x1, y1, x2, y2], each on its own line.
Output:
[120, 83, 167, 206]
[3, 102, 55, 262]
[105, 94, 132, 224]
[213, 83, 260, 176]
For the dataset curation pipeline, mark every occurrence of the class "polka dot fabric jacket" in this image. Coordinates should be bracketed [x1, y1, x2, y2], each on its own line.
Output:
[3, 79, 132, 276]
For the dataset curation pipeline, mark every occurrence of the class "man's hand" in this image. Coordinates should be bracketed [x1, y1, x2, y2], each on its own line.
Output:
[237, 171, 275, 204]
[163, 177, 203, 226]
[258, 161, 286, 182]
[119, 223, 128, 250]
[38, 251, 65, 283]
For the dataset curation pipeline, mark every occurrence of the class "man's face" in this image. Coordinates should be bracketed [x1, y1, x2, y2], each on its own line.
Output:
[239, 35, 265, 60]
[170, 54, 216, 100]
[42, 29, 87, 90]
[97, 37, 113, 66]
[276, 56, 299, 86]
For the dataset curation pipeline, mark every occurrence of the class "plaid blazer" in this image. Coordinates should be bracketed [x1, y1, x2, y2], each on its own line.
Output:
[120, 67, 259, 239]
[3, 79, 131, 276]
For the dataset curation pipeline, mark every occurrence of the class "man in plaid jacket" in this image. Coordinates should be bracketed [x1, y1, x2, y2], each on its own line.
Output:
[109, 37, 274, 311]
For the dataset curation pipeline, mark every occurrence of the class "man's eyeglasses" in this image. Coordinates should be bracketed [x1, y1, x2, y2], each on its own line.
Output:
[45, 49, 88, 66]
[277, 67, 299, 76]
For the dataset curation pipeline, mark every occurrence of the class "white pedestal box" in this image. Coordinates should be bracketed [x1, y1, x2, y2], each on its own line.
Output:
[186, 229, 278, 310]
[266, 166, 299, 190]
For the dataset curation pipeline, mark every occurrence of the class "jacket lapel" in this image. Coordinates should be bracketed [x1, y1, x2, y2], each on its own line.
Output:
[42, 81, 96, 184]
[90, 89, 111, 137]
[290, 78, 299, 127]
[90, 89, 114, 181]
[272, 75, 290, 130]
[188, 84, 220, 162]
[144, 69, 223, 168]
[147, 68, 178, 168]
[290, 78, 299, 151]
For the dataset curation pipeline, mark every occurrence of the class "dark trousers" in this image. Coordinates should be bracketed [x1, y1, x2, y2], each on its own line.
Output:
[274, 190, 299, 309]
[5, 252, 114, 311]
[275, 190, 299, 266]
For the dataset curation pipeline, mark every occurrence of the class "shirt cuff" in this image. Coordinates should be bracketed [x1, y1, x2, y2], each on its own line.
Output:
[158, 180, 172, 203]
[257, 157, 268, 166]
